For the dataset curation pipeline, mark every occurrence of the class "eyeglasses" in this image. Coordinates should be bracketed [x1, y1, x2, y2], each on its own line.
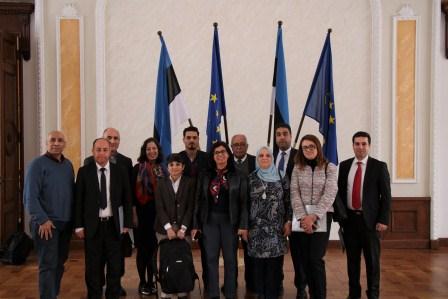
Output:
[302, 144, 316, 151]
[214, 150, 228, 156]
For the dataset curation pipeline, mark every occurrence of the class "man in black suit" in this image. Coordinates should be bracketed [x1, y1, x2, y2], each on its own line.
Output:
[230, 134, 256, 292]
[274, 123, 307, 299]
[75, 138, 132, 299]
[84, 127, 132, 296]
[338, 131, 391, 299]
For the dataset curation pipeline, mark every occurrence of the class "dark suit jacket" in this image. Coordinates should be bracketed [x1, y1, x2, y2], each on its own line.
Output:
[274, 147, 298, 180]
[75, 162, 132, 239]
[337, 156, 391, 230]
[154, 176, 196, 234]
[193, 170, 248, 230]
[84, 152, 133, 183]
[247, 154, 256, 173]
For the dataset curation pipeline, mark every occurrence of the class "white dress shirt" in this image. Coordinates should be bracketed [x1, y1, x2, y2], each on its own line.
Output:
[275, 147, 292, 176]
[346, 155, 368, 210]
[97, 162, 112, 217]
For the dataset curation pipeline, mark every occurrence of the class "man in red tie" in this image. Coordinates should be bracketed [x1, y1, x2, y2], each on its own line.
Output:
[337, 131, 391, 299]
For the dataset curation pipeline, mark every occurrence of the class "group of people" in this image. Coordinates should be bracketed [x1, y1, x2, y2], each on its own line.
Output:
[23, 124, 391, 299]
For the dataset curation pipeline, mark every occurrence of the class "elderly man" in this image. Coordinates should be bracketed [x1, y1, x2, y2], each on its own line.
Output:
[24, 130, 75, 299]
[230, 134, 256, 292]
[75, 138, 132, 299]
[84, 127, 132, 296]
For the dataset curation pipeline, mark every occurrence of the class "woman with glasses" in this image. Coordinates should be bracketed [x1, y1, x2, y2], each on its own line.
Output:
[290, 134, 338, 299]
[132, 137, 166, 296]
[248, 146, 292, 299]
[191, 141, 248, 299]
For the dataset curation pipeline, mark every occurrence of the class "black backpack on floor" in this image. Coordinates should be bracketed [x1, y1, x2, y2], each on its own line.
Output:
[156, 238, 198, 294]
[0, 232, 33, 265]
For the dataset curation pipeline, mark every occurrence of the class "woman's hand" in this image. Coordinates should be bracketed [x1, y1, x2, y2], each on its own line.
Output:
[300, 214, 317, 234]
[283, 221, 292, 237]
[166, 228, 176, 240]
[238, 229, 248, 241]
[191, 229, 201, 240]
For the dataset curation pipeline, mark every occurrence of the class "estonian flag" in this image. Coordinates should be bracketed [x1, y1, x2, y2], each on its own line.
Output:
[271, 22, 289, 152]
[206, 24, 227, 152]
[303, 30, 338, 165]
[154, 33, 190, 158]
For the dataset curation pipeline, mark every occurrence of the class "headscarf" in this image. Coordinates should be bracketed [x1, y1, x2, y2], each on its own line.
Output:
[255, 146, 281, 182]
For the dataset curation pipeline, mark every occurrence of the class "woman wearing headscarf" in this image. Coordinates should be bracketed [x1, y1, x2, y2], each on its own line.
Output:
[290, 134, 338, 299]
[132, 137, 166, 296]
[247, 146, 292, 299]
[191, 141, 248, 299]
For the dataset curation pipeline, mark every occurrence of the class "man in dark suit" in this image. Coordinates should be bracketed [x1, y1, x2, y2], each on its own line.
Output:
[274, 123, 307, 299]
[338, 131, 391, 299]
[75, 138, 132, 299]
[84, 128, 132, 296]
[230, 134, 256, 292]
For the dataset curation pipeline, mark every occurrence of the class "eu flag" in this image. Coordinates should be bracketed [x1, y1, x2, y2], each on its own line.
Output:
[206, 24, 227, 152]
[303, 30, 338, 165]
[154, 32, 190, 158]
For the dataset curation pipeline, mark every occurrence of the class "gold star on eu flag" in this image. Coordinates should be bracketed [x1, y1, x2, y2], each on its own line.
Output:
[329, 115, 335, 124]
[329, 102, 334, 109]
[216, 126, 221, 133]
[210, 94, 217, 103]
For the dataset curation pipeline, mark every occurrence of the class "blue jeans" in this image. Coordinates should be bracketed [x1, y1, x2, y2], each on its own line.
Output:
[31, 220, 72, 299]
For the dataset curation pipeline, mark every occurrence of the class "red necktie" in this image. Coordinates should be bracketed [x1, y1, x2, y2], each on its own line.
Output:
[352, 162, 362, 210]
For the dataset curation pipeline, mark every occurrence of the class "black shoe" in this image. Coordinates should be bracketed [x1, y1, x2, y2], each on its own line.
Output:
[346, 296, 361, 299]
[178, 297, 188, 299]
[120, 287, 127, 296]
[138, 283, 150, 296]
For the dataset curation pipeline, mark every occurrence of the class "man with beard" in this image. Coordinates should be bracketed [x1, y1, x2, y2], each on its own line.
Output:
[178, 126, 209, 287]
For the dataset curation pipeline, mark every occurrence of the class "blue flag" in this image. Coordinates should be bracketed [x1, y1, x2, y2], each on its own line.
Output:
[154, 34, 190, 158]
[206, 25, 227, 152]
[271, 24, 289, 127]
[303, 31, 338, 165]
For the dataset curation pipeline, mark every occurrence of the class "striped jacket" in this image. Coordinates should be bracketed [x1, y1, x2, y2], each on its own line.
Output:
[290, 163, 338, 220]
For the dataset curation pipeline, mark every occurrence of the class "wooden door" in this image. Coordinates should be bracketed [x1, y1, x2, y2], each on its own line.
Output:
[0, 31, 22, 245]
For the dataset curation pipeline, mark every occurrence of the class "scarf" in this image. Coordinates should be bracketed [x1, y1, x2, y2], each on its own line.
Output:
[255, 146, 281, 182]
[209, 169, 229, 203]
[135, 162, 161, 205]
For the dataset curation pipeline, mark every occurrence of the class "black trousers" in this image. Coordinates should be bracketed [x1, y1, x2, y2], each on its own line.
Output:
[343, 211, 381, 299]
[252, 255, 283, 299]
[290, 213, 332, 299]
[135, 201, 158, 286]
[242, 239, 255, 291]
[85, 219, 122, 299]
[289, 233, 308, 294]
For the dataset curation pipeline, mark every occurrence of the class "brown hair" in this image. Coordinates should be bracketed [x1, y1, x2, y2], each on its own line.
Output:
[294, 134, 327, 169]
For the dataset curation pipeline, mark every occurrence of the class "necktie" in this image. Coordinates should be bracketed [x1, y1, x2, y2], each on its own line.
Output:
[100, 168, 107, 209]
[352, 162, 362, 210]
[278, 151, 286, 173]
[237, 159, 242, 165]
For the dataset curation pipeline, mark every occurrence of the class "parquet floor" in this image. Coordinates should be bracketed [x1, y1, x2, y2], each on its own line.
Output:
[0, 247, 447, 298]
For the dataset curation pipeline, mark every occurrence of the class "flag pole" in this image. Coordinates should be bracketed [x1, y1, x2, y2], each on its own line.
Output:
[267, 20, 283, 147]
[214, 22, 229, 144]
[293, 28, 332, 149]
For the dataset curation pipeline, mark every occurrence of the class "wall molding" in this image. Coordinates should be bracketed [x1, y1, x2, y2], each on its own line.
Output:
[370, 0, 382, 158]
[56, 3, 86, 162]
[430, 0, 442, 241]
[391, 5, 419, 183]
[95, 0, 107, 136]
[35, 0, 46, 153]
